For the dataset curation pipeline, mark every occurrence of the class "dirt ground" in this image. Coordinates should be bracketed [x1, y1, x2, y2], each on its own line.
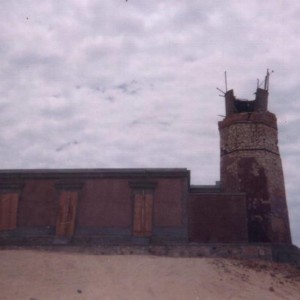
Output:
[0, 249, 300, 300]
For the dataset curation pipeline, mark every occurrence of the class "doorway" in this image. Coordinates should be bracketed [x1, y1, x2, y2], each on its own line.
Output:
[133, 189, 153, 237]
[0, 193, 19, 231]
[56, 190, 78, 237]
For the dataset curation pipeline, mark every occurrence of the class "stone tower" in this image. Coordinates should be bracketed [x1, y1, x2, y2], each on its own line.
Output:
[218, 78, 291, 244]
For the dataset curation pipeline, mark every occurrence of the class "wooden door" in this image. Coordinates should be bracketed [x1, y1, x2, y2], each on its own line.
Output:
[133, 190, 153, 237]
[56, 191, 78, 237]
[0, 193, 19, 230]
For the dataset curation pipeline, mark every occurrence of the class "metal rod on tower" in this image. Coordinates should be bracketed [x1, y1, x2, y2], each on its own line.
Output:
[216, 87, 226, 94]
[225, 71, 228, 92]
[264, 69, 269, 90]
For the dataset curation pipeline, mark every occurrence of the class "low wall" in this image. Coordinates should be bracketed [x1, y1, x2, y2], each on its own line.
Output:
[0, 243, 274, 261]
[2, 242, 299, 265]
[188, 193, 248, 243]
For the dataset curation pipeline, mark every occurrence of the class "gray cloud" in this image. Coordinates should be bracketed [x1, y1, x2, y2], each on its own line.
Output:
[0, 0, 299, 246]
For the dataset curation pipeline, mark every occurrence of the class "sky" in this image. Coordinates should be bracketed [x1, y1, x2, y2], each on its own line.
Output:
[0, 0, 299, 246]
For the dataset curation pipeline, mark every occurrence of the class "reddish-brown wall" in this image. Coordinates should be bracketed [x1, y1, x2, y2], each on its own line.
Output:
[78, 179, 132, 228]
[154, 178, 185, 227]
[18, 179, 57, 227]
[188, 193, 248, 243]
[0, 170, 189, 243]
[76, 177, 186, 229]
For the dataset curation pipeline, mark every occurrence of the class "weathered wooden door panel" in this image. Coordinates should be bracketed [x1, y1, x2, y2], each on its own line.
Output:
[133, 192, 144, 236]
[0, 193, 19, 231]
[144, 193, 153, 236]
[56, 191, 78, 237]
[133, 191, 153, 237]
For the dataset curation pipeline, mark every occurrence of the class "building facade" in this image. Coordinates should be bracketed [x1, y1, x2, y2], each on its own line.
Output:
[0, 85, 292, 246]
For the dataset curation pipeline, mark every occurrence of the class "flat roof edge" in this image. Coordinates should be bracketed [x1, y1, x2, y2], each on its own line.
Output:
[0, 168, 190, 179]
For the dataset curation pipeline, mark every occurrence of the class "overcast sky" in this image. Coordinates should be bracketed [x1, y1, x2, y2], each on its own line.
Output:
[0, 0, 299, 246]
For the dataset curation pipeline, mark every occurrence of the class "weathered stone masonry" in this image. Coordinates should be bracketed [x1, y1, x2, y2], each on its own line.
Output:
[219, 88, 291, 244]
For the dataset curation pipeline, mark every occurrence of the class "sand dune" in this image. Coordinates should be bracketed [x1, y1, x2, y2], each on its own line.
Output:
[0, 249, 300, 300]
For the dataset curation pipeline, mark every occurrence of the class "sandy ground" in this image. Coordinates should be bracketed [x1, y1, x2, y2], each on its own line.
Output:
[0, 249, 300, 300]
